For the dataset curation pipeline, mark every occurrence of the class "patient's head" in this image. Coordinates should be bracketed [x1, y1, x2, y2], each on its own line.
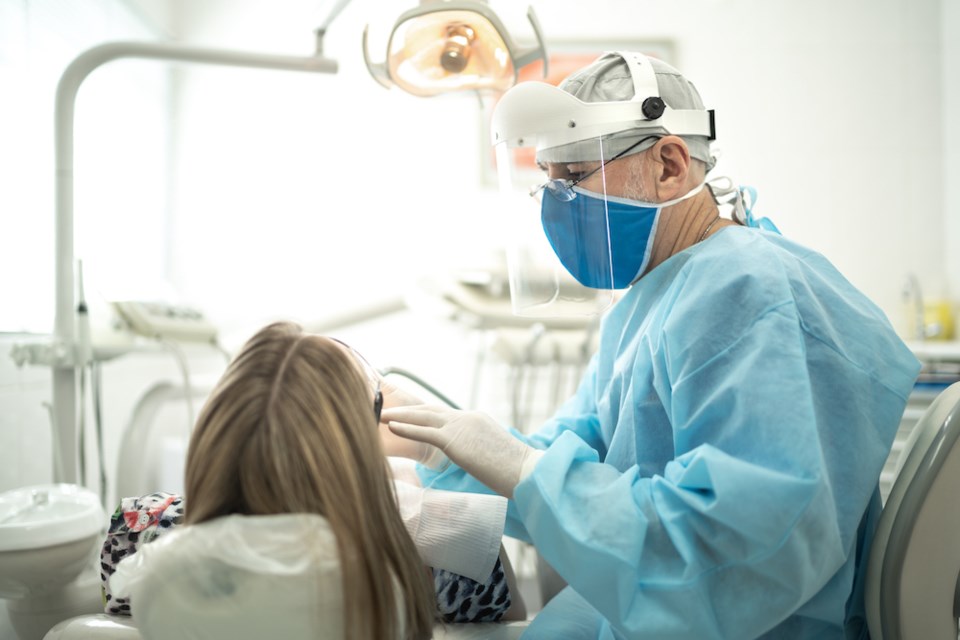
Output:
[184, 321, 434, 639]
[185, 321, 385, 519]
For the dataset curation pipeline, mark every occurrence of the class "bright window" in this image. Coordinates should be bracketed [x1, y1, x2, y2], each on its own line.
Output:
[0, 0, 171, 333]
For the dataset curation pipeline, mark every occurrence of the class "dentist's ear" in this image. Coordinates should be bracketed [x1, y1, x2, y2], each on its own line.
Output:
[648, 135, 692, 200]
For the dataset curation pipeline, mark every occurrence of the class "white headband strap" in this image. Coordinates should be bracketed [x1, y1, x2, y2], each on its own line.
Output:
[611, 51, 660, 103]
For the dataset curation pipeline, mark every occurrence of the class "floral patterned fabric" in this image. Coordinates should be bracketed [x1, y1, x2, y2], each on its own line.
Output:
[100, 492, 184, 615]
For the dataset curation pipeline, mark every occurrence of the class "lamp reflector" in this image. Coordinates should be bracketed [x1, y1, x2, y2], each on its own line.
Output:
[387, 10, 514, 97]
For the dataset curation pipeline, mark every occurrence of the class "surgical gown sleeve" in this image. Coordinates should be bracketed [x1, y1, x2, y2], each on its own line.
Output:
[513, 243, 919, 638]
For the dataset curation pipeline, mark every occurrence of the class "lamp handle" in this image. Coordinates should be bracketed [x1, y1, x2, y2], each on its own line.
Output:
[512, 6, 548, 79]
[362, 24, 393, 90]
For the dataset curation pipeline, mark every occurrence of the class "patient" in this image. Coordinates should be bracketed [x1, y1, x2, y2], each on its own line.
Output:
[107, 321, 522, 640]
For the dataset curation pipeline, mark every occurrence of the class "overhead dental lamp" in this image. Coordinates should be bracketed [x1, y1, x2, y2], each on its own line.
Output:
[363, 0, 548, 96]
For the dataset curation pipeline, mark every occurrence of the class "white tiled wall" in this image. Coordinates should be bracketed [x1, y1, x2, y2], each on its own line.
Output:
[0, 336, 54, 639]
[0, 334, 229, 498]
[0, 340, 54, 493]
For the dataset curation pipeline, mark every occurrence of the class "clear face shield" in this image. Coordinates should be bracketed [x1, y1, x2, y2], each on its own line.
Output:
[494, 136, 621, 318]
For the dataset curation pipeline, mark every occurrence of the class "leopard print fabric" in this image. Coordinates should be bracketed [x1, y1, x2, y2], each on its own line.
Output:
[433, 557, 512, 623]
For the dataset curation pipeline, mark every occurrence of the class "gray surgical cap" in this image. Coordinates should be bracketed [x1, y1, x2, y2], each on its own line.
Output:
[544, 53, 716, 172]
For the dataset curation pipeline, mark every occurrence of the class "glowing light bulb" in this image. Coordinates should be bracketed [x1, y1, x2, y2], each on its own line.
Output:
[440, 23, 476, 73]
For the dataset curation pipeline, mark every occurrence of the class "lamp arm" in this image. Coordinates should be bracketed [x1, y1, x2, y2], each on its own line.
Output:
[318, 0, 353, 32]
[51, 40, 338, 485]
[510, 6, 548, 79]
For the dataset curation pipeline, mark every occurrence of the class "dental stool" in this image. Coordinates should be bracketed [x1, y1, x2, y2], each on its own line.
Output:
[42, 506, 531, 640]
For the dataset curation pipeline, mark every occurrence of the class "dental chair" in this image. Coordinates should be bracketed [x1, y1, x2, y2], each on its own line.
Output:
[865, 381, 960, 640]
[40, 371, 532, 640]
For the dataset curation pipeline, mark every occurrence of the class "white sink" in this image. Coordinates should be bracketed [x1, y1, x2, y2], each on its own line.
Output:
[0, 484, 105, 599]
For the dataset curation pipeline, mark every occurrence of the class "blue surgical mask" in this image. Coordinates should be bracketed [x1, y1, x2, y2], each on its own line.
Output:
[541, 183, 705, 289]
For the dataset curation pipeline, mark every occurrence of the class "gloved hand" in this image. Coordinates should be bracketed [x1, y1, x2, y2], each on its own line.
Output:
[381, 405, 538, 499]
[377, 378, 448, 468]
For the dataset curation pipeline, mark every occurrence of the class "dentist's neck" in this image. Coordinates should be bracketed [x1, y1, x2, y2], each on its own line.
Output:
[642, 188, 734, 276]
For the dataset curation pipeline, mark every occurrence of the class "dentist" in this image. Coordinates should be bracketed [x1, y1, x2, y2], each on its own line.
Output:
[382, 52, 920, 639]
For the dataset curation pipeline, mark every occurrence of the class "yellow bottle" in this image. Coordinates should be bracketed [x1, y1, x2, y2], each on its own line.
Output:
[922, 299, 955, 341]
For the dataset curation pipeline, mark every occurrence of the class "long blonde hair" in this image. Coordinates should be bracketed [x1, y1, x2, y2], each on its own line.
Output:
[184, 321, 435, 639]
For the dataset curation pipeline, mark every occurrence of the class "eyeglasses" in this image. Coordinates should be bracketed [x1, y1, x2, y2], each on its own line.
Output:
[329, 338, 383, 424]
[529, 135, 659, 202]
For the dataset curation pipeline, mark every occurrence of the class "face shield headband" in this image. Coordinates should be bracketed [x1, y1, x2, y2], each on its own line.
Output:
[490, 53, 715, 161]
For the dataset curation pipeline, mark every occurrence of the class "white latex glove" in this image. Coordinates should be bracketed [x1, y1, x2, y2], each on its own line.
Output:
[382, 405, 537, 499]
[377, 378, 448, 468]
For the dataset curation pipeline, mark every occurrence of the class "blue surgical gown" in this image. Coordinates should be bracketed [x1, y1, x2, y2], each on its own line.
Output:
[419, 227, 920, 639]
